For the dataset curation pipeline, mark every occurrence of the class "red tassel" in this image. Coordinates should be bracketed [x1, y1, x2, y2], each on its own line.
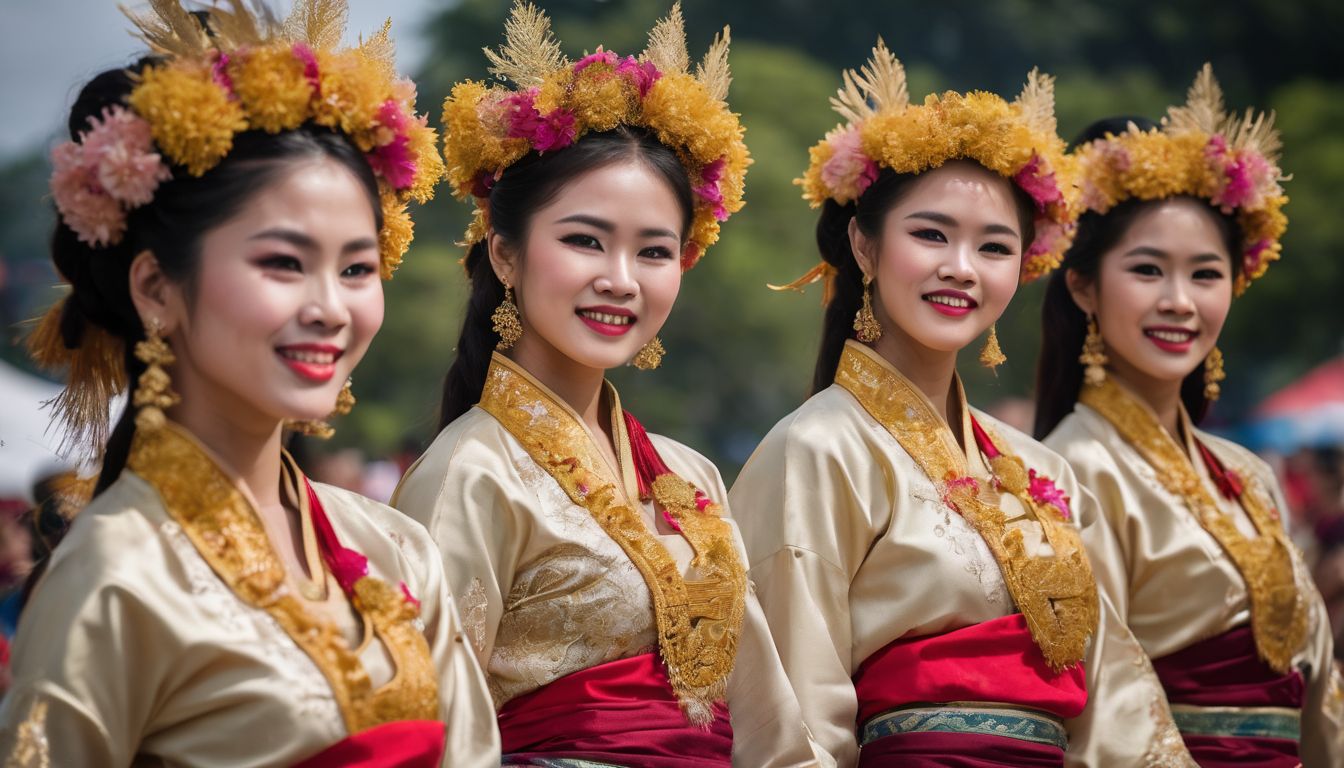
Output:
[304, 478, 370, 596]
[970, 415, 1001, 459]
[623, 411, 675, 500]
[1195, 439, 1244, 501]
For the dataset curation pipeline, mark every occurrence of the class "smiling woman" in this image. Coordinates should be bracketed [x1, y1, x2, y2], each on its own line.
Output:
[1037, 66, 1344, 767]
[390, 4, 823, 766]
[0, 2, 499, 765]
[732, 40, 1193, 767]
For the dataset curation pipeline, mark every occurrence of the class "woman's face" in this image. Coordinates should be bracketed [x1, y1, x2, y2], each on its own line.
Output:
[1071, 197, 1234, 392]
[852, 159, 1024, 358]
[494, 158, 685, 376]
[161, 157, 384, 429]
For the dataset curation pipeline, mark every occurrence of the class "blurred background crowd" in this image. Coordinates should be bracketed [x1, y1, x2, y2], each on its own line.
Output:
[1, 0, 1342, 676]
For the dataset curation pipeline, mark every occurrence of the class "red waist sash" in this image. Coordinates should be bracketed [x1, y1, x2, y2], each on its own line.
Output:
[1151, 624, 1303, 768]
[852, 614, 1086, 767]
[497, 652, 732, 768]
[292, 720, 446, 767]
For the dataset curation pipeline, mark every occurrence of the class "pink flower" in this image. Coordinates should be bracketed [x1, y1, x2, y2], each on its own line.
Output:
[533, 108, 577, 151]
[50, 105, 170, 247]
[1027, 470, 1071, 519]
[820, 127, 878, 202]
[1025, 218, 1065, 258]
[616, 56, 661, 97]
[1244, 238, 1272, 274]
[1012, 155, 1063, 211]
[941, 475, 981, 514]
[368, 100, 416, 189]
[694, 157, 729, 220]
[292, 43, 321, 93]
[1211, 148, 1273, 213]
[573, 49, 618, 74]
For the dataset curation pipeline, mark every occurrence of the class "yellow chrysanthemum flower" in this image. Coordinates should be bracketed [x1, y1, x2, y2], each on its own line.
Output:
[230, 44, 313, 134]
[405, 119, 444, 205]
[314, 50, 387, 150]
[129, 64, 246, 177]
[378, 190, 414, 278]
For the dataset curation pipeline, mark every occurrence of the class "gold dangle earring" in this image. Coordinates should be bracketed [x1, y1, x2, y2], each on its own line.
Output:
[285, 379, 354, 440]
[633, 337, 665, 370]
[979, 324, 1007, 372]
[133, 318, 180, 432]
[854, 274, 882, 342]
[1079, 314, 1108, 387]
[1203, 347, 1226, 401]
[492, 282, 523, 350]
[333, 378, 356, 416]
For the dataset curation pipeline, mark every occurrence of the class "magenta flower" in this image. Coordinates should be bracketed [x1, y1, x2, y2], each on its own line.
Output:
[616, 56, 661, 97]
[694, 157, 729, 220]
[1027, 469, 1071, 519]
[292, 43, 321, 93]
[211, 51, 236, 96]
[1012, 155, 1063, 211]
[573, 49, 619, 75]
[533, 108, 577, 151]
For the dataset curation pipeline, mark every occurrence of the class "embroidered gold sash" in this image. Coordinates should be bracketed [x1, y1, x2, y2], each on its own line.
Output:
[834, 342, 1098, 670]
[128, 422, 438, 732]
[1080, 377, 1306, 672]
[477, 353, 745, 724]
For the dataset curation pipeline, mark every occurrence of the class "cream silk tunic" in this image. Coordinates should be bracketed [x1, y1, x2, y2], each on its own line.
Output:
[0, 424, 499, 768]
[392, 354, 823, 767]
[1045, 382, 1344, 766]
[730, 342, 1191, 768]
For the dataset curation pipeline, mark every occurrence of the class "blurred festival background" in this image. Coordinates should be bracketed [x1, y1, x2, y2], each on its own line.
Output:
[1, 0, 1342, 656]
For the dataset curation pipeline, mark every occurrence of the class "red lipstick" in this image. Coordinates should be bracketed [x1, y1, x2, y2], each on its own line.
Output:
[922, 289, 978, 317]
[276, 343, 344, 383]
[1143, 325, 1198, 354]
[576, 305, 636, 337]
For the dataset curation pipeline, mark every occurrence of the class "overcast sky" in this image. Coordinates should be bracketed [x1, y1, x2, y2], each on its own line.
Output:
[0, 0, 444, 161]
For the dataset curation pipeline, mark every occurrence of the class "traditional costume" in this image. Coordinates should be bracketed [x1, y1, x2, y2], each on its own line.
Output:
[1044, 65, 1344, 767]
[0, 3, 497, 765]
[393, 5, 817, 765]
[733, 41, 1192, 767]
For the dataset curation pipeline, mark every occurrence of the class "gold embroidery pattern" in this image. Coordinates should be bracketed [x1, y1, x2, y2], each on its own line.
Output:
[128, 423, 438, 732]
[4, 698, 49, 768]
[460, 577, 489, 655]
[489, 544, 656, 708]
[835, 343, 1098, 670]
[478, 355, 746, 724]
[1081, 378, 1307, 672]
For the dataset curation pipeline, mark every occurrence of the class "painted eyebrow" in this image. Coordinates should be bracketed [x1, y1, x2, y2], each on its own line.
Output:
[555, 213, 679, 240]
[248, 227, 377, 254]
[1122, 246, 1169, 259]
[905, 211, 1019, 239]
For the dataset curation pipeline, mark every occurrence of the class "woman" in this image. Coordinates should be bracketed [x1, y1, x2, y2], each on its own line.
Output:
[1036, 65, 1343, 766]
[0, 3, 497, 765]
[731, 41, 1191, 766]
[392, 4, 820, 766]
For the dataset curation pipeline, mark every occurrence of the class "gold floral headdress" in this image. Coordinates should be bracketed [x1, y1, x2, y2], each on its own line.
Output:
[442, 2, 749, 270]
[33, 0, 443, 454]
[784, 39, 1078, 294]
[1073, 64, 1287, 295]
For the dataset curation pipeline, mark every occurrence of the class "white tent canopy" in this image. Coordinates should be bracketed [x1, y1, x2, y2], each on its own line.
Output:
[0, 359, 76, 502]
